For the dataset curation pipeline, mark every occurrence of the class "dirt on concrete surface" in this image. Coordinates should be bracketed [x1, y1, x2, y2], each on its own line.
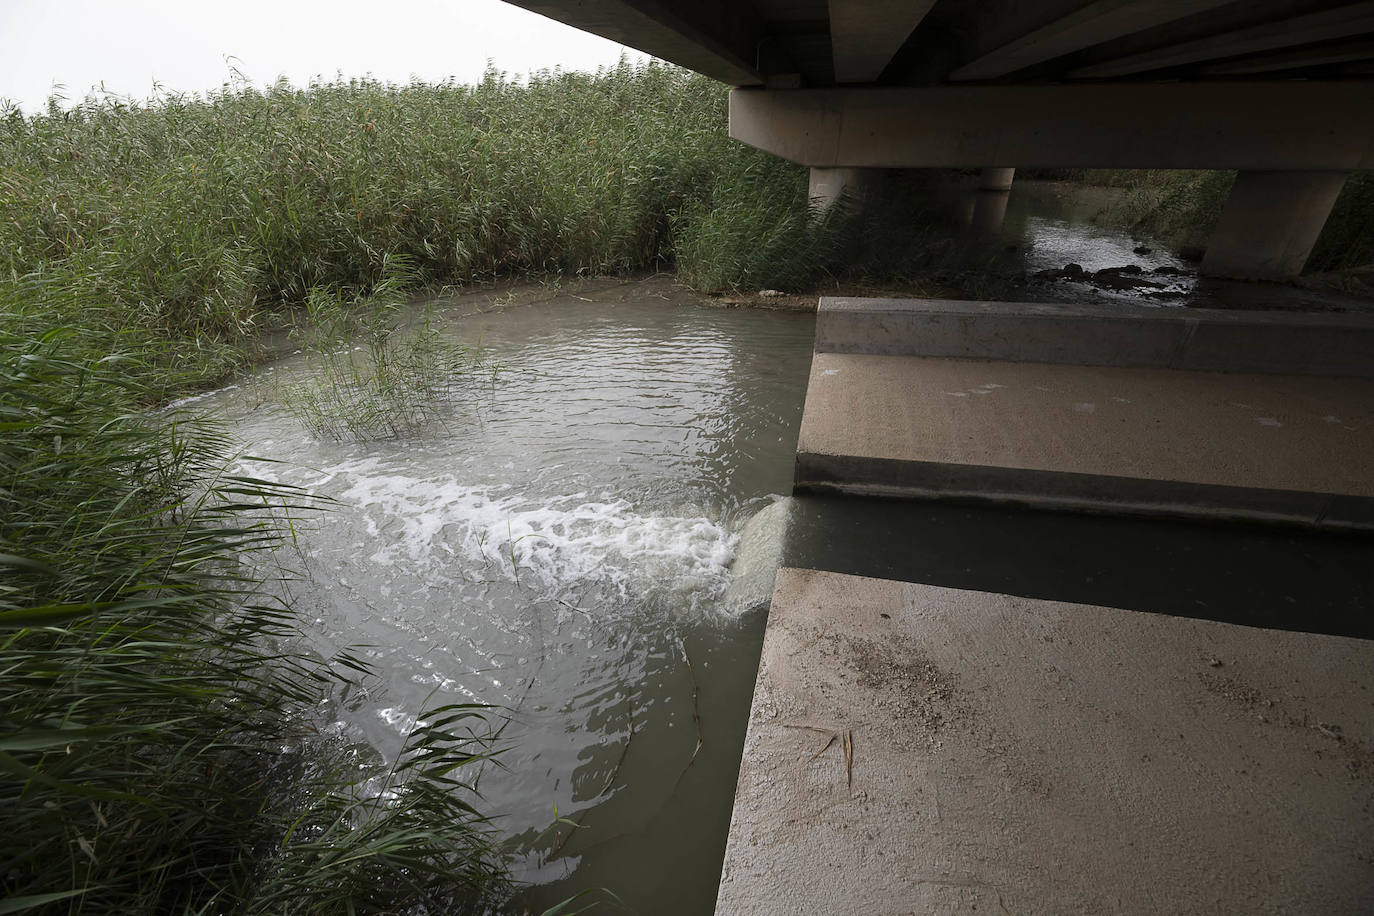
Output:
[716, 567, 1374, 916]
[698, 279, 971, 314]
[841, 633, 959, 734]
[1199, 666, 1374, 781]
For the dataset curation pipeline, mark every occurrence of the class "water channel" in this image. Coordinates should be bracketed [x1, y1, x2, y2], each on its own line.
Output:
[180, 275, 814, 913]
[175, 182, 1371, 914]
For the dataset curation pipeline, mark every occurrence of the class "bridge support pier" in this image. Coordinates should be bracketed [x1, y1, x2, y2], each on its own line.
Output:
[807, 167, 881, 214]
[1201, 170, 1347, 280]
[968, 167, 1015, 234]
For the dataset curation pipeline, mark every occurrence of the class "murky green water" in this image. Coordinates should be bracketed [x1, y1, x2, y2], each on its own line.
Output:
[180, 278, 816, 913]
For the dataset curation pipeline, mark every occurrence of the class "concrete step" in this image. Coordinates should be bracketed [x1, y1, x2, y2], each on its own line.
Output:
[816, 297, 1374, 377]
[796, 352, 1374, 529]
[716, 568, 1374, 916]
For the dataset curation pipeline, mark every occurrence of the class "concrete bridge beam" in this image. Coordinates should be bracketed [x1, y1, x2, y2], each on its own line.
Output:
[729, 84, 1374, 171]
[1070, 3, 1374, 80]
[950, 0, 1234, 82]
[1202, 171, 1348, 280]
[828, 0, 936, 84]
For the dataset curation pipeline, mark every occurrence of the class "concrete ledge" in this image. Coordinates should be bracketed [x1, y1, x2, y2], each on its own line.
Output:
[716, 569, 1374, 915]
[794, 452, 1374, 530]
[815, 297, 1374, 377]
[797, 353, 1374, 530]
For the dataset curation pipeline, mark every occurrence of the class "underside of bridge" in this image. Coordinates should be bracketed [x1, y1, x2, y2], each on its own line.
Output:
[502, 4, 1374, 915]
[506, 0, 1374, 279]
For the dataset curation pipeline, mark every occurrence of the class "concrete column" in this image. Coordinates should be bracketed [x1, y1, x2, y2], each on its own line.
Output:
[1202, 171, 1347, 281]
[808, 167, 881, 213]
[979, 167, 1016, 191]
[969, 167, 1015, 234]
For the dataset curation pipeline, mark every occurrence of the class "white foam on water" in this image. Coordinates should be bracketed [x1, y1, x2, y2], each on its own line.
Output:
[164, 383, 241, 411]
[331, 462, 737, 609]
[721, 496, 791, 619]
[376, 706, 420, 734]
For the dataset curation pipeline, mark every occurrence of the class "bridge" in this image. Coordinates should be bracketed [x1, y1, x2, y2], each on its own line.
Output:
[509, 0, 1374, 279]
[503, 3, 1374, 913]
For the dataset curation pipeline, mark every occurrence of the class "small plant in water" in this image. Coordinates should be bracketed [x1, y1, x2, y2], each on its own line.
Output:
[281, 259, 494, 441]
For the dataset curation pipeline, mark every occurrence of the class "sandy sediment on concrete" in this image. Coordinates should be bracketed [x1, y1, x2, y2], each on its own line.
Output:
[716, 567, 1374, 915]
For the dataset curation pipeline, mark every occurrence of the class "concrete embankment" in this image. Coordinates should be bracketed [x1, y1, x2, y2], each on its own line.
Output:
[717, 295, 1374, 914]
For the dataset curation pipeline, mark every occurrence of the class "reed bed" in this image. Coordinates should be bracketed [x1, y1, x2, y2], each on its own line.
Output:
[0, 61, 976, 391]
[0, 292, 513, 913]
[0, 64, 744, 377]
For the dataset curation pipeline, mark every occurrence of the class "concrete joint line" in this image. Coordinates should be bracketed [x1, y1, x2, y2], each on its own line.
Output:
[1313, 493, 1339, 528]
[1170, 317, 1200, 369]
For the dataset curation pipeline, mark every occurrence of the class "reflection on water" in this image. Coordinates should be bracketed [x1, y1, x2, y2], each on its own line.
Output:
[184, 287, 815, 913]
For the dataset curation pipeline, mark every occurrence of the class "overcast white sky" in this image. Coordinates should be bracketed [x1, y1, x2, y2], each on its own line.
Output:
[0, 0, 650, 113]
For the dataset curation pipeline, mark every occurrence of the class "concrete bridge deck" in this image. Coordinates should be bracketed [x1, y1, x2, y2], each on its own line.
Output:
[799, 354, 1374, 529]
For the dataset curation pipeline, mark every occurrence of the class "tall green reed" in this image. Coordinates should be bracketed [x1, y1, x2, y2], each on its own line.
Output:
[1082, 169, 1236, 254]
[0, 64, 740, 357]
[0, 61, 970, 379]
[279, 261, 495, 442]
[1310, 172, 1374, 272]
[0, 304, 511, 914]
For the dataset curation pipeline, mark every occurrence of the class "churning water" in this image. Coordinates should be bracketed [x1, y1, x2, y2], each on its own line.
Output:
[182, 277, 815, 913]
